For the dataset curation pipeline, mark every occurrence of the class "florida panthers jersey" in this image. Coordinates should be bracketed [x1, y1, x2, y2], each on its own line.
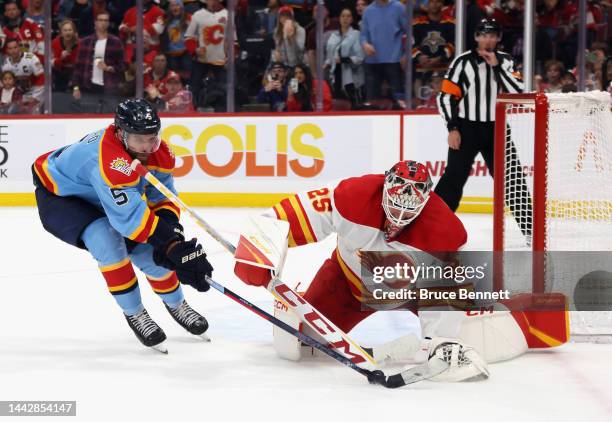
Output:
[2, 52, 44, 101]
[33, 124, 180, 243]
[266, 174, 467, 301]
[185, 8, 231, 65]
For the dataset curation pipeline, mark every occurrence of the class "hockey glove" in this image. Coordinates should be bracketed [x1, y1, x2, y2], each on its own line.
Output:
[155, 209, 184, 241]
[155, 239, 213, 292]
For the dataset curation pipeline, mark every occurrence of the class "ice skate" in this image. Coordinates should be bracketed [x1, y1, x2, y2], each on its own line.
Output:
[125, 308, 168, 354]
[165, 300, 210, 342]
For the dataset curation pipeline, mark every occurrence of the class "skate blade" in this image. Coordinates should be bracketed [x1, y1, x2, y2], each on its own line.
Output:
[198, 333, 211, 342]
[151, 342, 168, 354]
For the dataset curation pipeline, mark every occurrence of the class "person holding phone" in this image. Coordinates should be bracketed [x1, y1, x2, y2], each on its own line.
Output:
[286, 63, 332, 112]
[257, 61, 289, 112]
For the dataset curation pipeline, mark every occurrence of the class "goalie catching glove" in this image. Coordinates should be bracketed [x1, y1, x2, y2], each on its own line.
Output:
[233, 215, 290, 287]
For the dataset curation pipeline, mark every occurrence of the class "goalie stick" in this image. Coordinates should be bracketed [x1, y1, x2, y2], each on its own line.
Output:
[130, 160, 374, 368]
[129, 159, 449, 387]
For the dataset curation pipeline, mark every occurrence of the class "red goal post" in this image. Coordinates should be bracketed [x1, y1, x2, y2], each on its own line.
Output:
[492, 91, 612, 341]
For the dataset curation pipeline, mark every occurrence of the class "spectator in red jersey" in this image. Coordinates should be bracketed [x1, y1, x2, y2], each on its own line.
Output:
[119, 0, 165, 66]
[1, 38, 44, 113]
[2, 1, 44, 62]
[143, 53, 180, 101]
[162, 0, 192, 80]
[286, 63, 332, 111]
[70, 12, 126, 113]
[163, 73, 195, 113]
[52, 20, 80, 92]
[0, 70, 23, 114]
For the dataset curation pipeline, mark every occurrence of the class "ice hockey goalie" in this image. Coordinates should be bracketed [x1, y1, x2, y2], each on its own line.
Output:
[233, 161, 569, 381]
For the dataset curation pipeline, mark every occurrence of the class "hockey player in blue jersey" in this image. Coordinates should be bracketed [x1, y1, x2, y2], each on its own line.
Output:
[32, 99, 214, 353]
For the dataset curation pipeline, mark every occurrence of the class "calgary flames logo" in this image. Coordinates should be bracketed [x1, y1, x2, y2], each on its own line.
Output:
[203, 24, 224, 45]
[110, 157, 133, 176]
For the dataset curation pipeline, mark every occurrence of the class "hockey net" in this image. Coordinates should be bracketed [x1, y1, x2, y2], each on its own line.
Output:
[493, 92, 612, 342]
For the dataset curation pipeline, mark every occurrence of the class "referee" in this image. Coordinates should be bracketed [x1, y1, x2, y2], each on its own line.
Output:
[435, 18, 524, 212]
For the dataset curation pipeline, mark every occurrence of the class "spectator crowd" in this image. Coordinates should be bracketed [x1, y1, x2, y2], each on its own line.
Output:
[0, 0, 609, 114]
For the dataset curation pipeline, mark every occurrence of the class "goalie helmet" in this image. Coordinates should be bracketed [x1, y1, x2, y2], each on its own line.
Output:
[382, 160, 433, 228]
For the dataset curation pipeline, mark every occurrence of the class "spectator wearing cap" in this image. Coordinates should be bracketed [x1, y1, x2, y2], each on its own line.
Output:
[162, 0, 193, 80]
[324, 7, 364, 106]
[163, 73, 195, 113]
[273, 6, 306, 68]
[257, 61, 289, 111]
[359, 0, 407, 102]
[52, 20, 80, 93]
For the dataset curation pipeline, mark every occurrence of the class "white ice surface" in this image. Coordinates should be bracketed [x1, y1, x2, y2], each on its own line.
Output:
[1, 208, 611, 421]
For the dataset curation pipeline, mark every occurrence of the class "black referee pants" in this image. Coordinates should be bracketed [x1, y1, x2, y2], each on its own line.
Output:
[435, 119, 533, 237]
[435, 119, 495, 212]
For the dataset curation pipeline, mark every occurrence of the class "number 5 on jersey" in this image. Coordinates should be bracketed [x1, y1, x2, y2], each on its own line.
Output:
[110, 188, 129, 206]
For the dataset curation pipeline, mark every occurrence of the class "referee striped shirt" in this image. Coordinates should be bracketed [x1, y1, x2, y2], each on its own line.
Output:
[437, 49, 523, 130]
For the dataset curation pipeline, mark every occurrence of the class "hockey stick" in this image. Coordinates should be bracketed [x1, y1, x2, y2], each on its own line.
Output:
[130, 160, 376, 369]
[130, 160, 447, 387]
[203, 274, 448, 388]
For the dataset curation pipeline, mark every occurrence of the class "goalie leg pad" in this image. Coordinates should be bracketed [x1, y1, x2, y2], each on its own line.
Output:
[273, 299, 302, 361]
[457, 305, 529, 363]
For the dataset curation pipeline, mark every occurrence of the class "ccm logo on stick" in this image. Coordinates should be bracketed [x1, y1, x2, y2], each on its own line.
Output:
[182, 249, 204, 264]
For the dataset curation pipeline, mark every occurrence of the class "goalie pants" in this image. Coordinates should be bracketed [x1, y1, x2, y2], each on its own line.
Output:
[33, 171, 184, 315]
[303, 254, 375, 333]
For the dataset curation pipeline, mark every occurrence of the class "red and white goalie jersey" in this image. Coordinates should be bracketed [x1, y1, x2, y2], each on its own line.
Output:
[266, 174, 467, 302]
[185, 8, 233, 65]
[2, 52, 44, 102]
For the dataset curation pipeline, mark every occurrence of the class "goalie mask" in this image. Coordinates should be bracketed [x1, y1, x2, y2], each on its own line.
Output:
[382, 161, 433, 228]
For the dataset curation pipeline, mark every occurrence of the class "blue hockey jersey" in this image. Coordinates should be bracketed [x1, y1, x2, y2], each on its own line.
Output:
[33, 124, 180, 243]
